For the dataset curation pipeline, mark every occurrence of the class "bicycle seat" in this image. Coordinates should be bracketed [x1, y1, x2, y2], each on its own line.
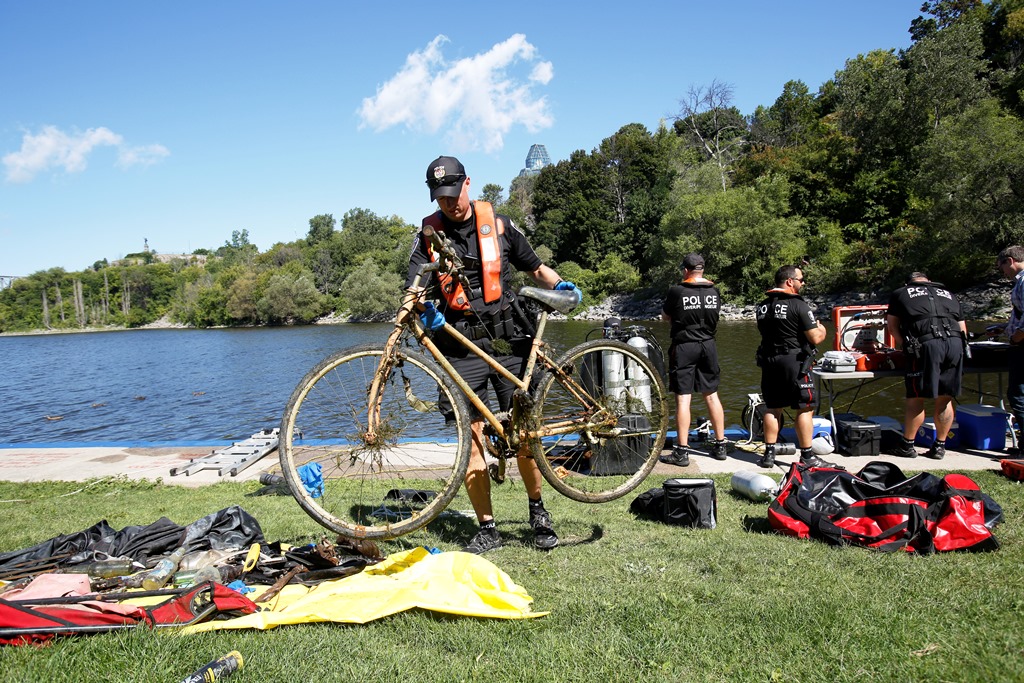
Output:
[518, 286, 581, 315]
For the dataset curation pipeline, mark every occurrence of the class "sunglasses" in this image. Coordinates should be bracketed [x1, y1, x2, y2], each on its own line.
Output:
[426, 174, 466, 190]
[792, 277, 805, 283]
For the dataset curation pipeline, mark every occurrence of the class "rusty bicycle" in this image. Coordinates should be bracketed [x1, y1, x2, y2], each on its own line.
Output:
[279, 226, 668, 540]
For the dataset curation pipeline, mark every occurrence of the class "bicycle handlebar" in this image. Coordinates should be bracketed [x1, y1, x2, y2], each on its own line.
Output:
[420, 224, 478, 299]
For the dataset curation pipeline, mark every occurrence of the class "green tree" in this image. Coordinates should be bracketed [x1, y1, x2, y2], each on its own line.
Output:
[478, 183, 504, 206]
[339, 257, 403, 318]
[658, 170, 806, 301]
[532, 149, 617, 267]
[256, 272, 323, 323]
[306, 214, 336, 247]
[911, 98, 1024, 283]
[673, 80, 748, 191]
[749, 80, 820, 149]
[905, 16, 989, 129]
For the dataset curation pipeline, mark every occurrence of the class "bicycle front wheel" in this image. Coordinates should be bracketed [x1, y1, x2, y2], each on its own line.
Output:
[280, 343, 472, 539]
[531, 339, 668, 503]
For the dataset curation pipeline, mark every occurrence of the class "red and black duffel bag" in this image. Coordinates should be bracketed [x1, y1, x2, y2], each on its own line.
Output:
[767, 461, 1002, 554]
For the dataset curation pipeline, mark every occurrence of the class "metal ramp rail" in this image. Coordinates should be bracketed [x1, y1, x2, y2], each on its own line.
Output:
[170, 428, 279, 477]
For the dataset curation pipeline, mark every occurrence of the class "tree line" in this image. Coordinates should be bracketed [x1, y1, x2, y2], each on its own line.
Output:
[1, 0, 1021, 333]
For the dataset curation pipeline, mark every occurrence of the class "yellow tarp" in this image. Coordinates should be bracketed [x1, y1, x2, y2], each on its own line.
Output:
[182, 548, 547, 633]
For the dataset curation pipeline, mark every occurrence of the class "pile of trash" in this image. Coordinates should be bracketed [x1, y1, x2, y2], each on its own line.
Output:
[0, 505, 543, 646]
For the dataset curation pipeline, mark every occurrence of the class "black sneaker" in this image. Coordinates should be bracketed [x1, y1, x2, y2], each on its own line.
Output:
[529, 509, 559, 550]
[709, 440, 729, 461]
[757, 448, 776, 468]
[799, 453, 830, 468]
[462, 526, 502, 554]
[660, 446, 691, 467]
[891, 441, 918, 458]
[925, 442, 946, 460]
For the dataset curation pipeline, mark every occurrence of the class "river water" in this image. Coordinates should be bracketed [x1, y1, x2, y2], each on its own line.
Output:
[0, 320, 1007, 445]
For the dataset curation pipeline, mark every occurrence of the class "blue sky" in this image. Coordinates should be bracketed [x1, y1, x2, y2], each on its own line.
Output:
[0, 1, 924, 277]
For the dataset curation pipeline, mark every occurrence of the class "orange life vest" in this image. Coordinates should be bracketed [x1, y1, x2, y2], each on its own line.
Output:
[422, 201, 503, 311]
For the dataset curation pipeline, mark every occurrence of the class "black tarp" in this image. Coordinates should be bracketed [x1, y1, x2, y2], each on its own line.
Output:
[0, 505, 265, 573]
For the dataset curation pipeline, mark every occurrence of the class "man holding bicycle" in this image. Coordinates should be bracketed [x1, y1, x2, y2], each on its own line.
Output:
[405, 155, 581, 554]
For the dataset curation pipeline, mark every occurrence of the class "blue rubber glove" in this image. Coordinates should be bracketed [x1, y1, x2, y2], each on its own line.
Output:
[554, 280, 583, 301]
[420, 302, 445, 331]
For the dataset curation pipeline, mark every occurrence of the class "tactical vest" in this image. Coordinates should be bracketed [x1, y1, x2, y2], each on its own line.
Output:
[422, 201, 503, 311]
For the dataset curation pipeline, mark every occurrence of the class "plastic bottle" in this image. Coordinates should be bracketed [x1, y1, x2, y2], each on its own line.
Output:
[191, 565, 224, 585]
[731, 471, 779, 502]
[178, 651, 244, 683]
[142, 546, 187, 590]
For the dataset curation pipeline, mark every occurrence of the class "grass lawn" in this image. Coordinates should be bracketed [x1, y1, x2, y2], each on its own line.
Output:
[0, 469, 1021, 683]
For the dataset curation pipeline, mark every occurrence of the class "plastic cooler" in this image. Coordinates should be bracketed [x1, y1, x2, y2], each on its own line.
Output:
[833, 413, 881, 456]
[955, 404, 1009, 451]
[780, 416, 832, 443]
[915, 419, 961, 449]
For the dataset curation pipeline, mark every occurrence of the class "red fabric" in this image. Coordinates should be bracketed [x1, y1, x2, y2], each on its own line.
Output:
[0, 582, 258, 646]
[933, 474, 993, 551]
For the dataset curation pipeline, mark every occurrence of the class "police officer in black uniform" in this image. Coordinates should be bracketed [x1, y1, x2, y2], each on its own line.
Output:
[660, 253, 729, 465]
[406, 155, 581, 554]
[755, 265, 827, 468]
[885, 271, 967, 460]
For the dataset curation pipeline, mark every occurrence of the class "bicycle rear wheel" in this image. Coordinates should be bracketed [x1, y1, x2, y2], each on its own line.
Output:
[280, 343, 472, 539]
[530, 339, 668, 503]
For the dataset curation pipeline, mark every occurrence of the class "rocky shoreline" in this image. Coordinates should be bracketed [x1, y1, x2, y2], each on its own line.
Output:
[3, 281, 1012, 336]
[577, 280, 1013, 324]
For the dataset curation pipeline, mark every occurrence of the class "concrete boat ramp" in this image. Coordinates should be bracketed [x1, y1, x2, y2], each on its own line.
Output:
[0, 438, 1014, 488]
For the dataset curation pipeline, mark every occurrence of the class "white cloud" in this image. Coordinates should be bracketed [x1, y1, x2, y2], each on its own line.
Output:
[3, 125, 169, 183]
[359, 34, 554, 153]
[117, 143, 171, 169]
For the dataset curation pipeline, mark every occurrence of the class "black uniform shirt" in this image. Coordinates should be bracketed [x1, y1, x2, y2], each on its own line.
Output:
[886, 280, 963, 340]
[662, 281, 721, 343]
[756, 290, 817, 353]
[406, 202, 542, 318]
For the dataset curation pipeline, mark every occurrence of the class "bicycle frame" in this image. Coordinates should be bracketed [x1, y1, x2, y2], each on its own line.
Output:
[365, 261, 605, 454]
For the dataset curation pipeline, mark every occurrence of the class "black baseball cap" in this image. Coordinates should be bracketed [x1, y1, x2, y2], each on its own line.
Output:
[426, 156, 467, 201]
[681, 253, 705, 271]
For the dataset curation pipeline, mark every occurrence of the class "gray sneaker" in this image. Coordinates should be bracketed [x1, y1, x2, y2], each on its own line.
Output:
[529, 509, 559, 550]
[891, 440, 918, 458]
[757, 447, 776, 468]
[462, 526, 502, 554]
[660, 446, 691, 467]
[925, 442, 946, 460]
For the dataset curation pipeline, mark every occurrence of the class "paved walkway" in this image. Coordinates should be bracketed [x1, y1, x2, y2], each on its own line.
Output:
[0, 438, 1016, 488]
[0, 444, 278, 488]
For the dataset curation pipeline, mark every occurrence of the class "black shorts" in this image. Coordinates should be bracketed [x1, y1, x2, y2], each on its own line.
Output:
[905, 337, 963, 399]
[434, 334, 530, 421]
[669, 340, 720, 394]
[761, 351, 815, 410]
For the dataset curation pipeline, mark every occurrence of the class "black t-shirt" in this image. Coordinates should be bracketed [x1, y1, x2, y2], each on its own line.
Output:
[756, 290, 817, 353]
[886, 280, 963, 339]
[662, 281, 721, 343]
[406, 202, 543, 318]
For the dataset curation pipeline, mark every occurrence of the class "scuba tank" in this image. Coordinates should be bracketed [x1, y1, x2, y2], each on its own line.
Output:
[625, 334, 652, 411]
[602, 347, 626, 404]
[731, 471, 779, 502]
[600, 317, 627, 404]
